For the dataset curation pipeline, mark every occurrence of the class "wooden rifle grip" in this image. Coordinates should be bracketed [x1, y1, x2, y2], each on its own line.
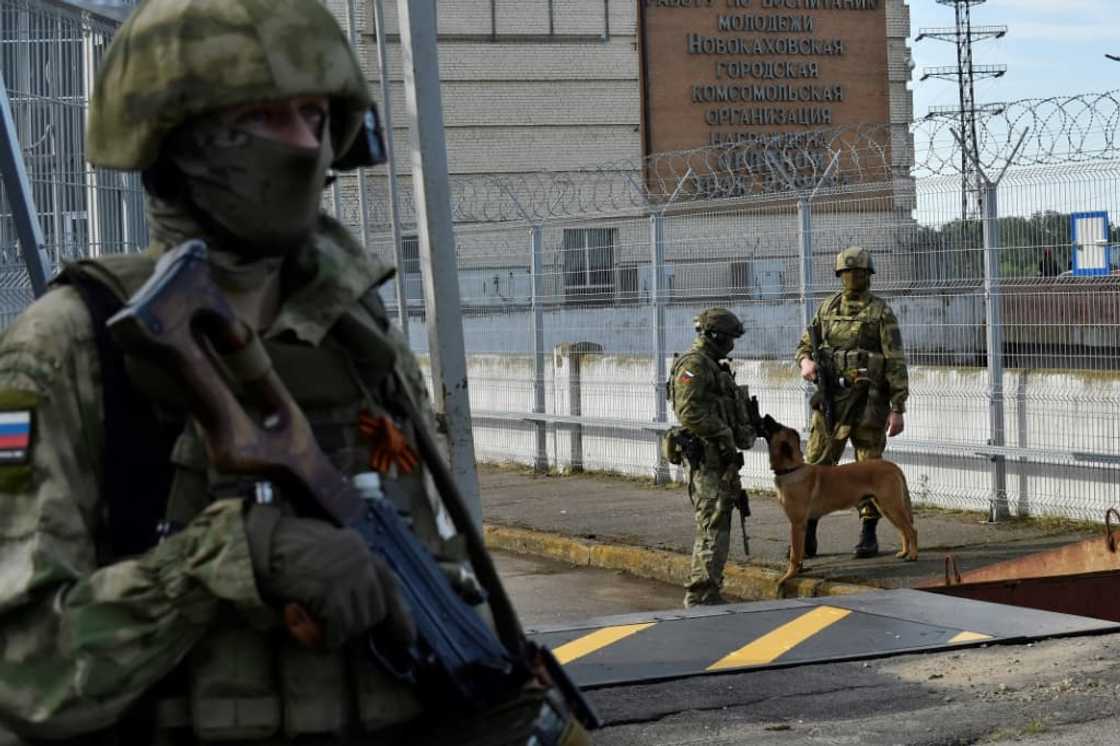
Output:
[284, 602, 324, 649]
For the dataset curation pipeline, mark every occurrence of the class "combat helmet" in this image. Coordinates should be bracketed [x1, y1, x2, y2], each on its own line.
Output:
[835, 246, 875, 275]
[86, 0, 372, 171]
[694, 307, 745, 338]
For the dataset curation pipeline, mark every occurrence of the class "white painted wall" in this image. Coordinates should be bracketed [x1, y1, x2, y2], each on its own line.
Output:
[418, 352, 1120, 523]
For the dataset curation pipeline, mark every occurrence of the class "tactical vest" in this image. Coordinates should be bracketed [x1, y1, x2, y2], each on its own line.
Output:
[817, 292, 891, 428]
[58, 253, 450, 743]
[668, 348, 749, 451]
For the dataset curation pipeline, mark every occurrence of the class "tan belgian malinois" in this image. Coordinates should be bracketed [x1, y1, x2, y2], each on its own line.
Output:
[759, 416, 918, 589]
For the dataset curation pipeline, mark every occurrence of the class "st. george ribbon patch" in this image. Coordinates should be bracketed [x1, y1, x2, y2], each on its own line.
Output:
[0, 410, 32, 464]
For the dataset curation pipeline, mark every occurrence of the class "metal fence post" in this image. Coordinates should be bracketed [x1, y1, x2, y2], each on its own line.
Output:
[530, 224, 548, 472]
[950, 126, 1026, 523]
[981, 180, 1010, 522]
[0, 71, 49, 297]
[651, 211, 670, 484]
[397, 0, 482, 525]
[344, 0, 372, 273]
[797, 195, 814, 425]
[372, 0, 410, 338]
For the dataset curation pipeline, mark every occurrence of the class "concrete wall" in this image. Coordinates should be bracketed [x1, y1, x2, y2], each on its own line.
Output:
[418, 352, 1120, 523]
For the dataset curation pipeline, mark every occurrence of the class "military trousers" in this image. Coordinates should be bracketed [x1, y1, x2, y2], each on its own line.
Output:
[805, 409, 887, 520]
[684, 458, 741, 607]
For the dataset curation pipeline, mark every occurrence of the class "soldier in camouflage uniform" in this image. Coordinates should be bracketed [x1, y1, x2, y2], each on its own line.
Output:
[669, 308, 754, 608]
[0, 2, 588, 744]
[794, 246, 909, 559]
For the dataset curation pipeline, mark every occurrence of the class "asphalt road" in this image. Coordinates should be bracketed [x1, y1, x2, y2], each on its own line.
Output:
[498, 551, 1120, 746]
[1, 555, 1114, 745]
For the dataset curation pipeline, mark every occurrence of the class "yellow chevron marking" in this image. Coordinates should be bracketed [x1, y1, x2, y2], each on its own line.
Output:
[552, 623, 657, 665]
[707, 606, 852, 671]
[949, 631, 992, 644]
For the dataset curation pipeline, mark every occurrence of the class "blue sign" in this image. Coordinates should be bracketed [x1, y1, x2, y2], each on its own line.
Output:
[1071, 211, 1111, 276]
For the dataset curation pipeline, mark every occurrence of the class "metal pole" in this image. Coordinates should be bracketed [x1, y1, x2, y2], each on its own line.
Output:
[373, 0, 410, 338]
[0, 71, 49, 297]
[798, 195, 814, 425]
[344, 0, 373, 292]
[651, 212, 670, 484]
[397, 0, 482, 524]
[981, 179, 1009, 522]
[80, 25, 103, 258]
[530, 225, 547, 473]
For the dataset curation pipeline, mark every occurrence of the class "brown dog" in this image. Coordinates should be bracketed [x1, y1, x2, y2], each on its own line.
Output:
[763, 419, 918, 589]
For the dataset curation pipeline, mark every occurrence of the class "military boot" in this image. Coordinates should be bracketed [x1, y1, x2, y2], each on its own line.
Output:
[804, 518, 819, 559]
[853, 518, 879, 559]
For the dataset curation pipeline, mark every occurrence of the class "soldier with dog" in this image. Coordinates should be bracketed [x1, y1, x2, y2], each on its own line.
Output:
[795, 246, 910, 560]
[665, 308, 757, 608]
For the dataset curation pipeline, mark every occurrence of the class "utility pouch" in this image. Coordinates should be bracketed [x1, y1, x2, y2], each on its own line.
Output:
[661, 427, 684, 466]
[731, 385, 757, 449]
[279, 640, 350, 737]
[189, 626, 280, 741]
[866, 351, 885, 382]
[838, 379, 872, 427]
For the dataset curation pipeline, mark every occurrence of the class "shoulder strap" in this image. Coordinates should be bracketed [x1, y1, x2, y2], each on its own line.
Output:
[57, 267, 180, 560]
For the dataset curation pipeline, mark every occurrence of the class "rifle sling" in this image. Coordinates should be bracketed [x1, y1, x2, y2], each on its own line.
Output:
[61, 271, 180, 561]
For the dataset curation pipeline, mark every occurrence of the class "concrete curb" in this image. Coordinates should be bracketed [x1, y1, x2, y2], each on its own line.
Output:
[484, 523, 878, 601]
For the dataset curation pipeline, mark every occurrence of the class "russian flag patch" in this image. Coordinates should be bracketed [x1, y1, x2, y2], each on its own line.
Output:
[0, 411, 32, 464]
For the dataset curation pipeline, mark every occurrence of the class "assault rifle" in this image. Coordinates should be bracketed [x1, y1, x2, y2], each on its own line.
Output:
[808, 322, 839, 433]
[107, 241, 599, 740]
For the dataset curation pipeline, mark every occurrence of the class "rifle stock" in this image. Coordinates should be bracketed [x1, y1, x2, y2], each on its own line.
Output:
[107, 241, 600, 734]
[808, 324, 838, 433]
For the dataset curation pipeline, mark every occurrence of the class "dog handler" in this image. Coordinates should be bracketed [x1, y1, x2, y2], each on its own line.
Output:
[669, 308, 754, 607]
[794, 246, 909, 559]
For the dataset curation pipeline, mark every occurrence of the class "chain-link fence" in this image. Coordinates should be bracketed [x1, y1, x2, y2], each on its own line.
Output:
[0, 0, 144, 326]
[0, 1, 1116, 522]
[369, 92, 1120, 523]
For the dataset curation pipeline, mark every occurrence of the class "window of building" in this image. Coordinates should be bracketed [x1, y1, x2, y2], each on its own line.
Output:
[730, 260, 751, 293]
[618, 262, 640, 303]
[402, 234, 420, 275]
[562, 228, 615, 303]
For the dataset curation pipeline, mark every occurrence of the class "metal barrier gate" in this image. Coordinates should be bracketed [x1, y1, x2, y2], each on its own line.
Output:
[531, 590, 1120, 689]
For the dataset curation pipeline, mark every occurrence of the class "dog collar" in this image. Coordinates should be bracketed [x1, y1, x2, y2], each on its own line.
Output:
[773, 465, 807, 477]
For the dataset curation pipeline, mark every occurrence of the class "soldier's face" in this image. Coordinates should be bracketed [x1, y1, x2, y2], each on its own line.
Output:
[709, 332, 735, 358]
[168, 94, 335, 256]
[218, 96, 329, 150]
[841, 269, 870, 293]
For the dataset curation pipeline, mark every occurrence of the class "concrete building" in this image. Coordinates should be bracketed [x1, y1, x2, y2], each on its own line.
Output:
[342, 1, 915, 315]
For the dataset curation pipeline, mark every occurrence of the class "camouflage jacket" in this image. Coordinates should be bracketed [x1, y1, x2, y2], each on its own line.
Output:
[795, 290, 909, 416]
[0, 215, 441, 740]
[669, 338, 736, 444]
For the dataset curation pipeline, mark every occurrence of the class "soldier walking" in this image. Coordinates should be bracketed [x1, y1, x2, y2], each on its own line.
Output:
[795, 247, 909, 559]
[668, 308, 755, 607]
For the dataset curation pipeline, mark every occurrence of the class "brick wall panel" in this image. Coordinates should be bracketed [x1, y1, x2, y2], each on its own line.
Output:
[362, 41, 639, 82]
[495, 0, 550, 35]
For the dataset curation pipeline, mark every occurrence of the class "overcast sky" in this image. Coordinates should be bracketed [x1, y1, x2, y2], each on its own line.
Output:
[908, 0, 1119, 118]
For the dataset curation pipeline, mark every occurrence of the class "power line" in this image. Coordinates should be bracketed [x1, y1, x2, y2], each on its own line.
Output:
[917, 0, 1007, 221]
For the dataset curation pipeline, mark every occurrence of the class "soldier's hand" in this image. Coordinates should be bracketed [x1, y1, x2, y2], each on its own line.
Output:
[245, 504, 416, 651]
[800, 358, 817, 382]
[886, 411, 905, 437]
